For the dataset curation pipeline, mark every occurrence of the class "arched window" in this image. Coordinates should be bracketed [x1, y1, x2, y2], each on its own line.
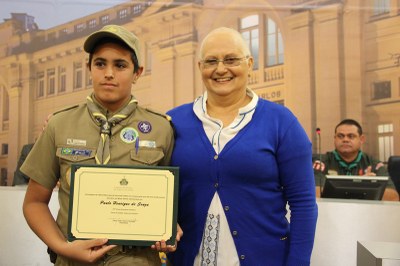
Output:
[240, 15, 259, 70]
[240, 15, 284, 70]
[265, 18, 284, 66]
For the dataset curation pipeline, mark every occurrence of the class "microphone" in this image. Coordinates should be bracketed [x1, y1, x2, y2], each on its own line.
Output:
[316, 127, 323, 196]
[315, 128, 322, 170]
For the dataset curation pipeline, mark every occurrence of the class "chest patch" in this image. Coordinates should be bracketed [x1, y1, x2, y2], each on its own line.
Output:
[67, 138, 87, 146]
[138, 121, 152, 133]
[120, 127, 139, 144]
[61, 148, 92, 156]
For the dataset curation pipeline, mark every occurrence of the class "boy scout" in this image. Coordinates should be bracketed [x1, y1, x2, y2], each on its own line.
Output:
[21, 25, 177, 265]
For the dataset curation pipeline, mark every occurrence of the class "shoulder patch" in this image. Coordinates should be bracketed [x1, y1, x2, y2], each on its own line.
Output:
[145, 108, 171, 122]
[52, 104, 80, 116]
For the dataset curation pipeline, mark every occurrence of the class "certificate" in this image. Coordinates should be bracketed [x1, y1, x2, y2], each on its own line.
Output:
[67, 164, 179, 246]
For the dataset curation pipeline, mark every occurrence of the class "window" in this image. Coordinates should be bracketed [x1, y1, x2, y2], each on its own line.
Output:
[59, 67, 66, 93]
[266, 18, 284, 66]
[37, 72, 44, 98]
[47, 68, 55, 95]
[133, 4, 142, 14]
[1, 143, 8, 155]
[88, 19, 97, 29]
[75, 23, 85, 33]
[373, 81, 391, 100]
[373, 0, 390, 15]
[378, 123, 393, 162]
[74, 62, 82, 90]
[119, 9, 128, 19]
[101, 15, 109, 25]
[240, 15, 284, 70]
[241, 15, 259, 70]
[59, 28, 68, 36]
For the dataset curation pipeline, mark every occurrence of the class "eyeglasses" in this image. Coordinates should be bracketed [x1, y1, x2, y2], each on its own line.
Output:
[335, 133, 359, 140]
[200, 56, 249, 69]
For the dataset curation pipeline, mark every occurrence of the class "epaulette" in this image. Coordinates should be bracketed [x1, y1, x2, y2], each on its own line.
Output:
[52, 104, 80, 116]
[145, 108, 171, 122]
[145, 108, 175, 136]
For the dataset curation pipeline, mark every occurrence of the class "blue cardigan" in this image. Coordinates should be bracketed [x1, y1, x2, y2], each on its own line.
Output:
[167, 99, 318, 266]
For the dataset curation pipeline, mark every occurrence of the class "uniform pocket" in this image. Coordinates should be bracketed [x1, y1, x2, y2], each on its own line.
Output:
[56, 146, 96, 163]
[56, 146, 97, 188]
[130, 148, 164, 165]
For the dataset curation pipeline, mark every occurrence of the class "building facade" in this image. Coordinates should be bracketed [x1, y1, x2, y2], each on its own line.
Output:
[0, 0, 399, 185]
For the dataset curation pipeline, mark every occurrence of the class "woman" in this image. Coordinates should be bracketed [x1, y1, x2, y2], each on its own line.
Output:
[167, 27, 318, 266]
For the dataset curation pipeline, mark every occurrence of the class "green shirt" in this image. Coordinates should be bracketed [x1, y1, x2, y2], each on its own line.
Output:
[314, 150, 394, 188]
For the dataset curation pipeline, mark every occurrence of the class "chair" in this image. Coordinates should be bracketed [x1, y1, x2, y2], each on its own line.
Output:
[387, 156, 400, 195]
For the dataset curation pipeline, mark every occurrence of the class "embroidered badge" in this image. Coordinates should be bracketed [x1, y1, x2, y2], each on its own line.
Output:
[61, 148, 73, 155]
[139, 140, 156, 148]
[120, 127, 139, 144]
[138, 121, 152, 133]
[67, 138, 87, 146]
[61, 148, 92, 156]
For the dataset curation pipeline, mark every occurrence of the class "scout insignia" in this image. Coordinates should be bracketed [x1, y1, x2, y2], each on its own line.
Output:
[120, 127, 139, 143]
[138, 121, 152, 133]
[120, 178, 128, 186]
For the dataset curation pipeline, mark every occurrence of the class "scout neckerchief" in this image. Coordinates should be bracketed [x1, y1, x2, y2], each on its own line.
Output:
[333, 150, 363, 175]
[86, 94, 138, 164]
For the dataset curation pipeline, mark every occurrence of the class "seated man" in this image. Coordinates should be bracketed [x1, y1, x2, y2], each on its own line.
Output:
[313, 119, 399, 201]
[13, 142, 34, 186]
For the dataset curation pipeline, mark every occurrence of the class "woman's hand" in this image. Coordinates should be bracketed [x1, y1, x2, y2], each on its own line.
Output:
[151, 223, 183, 252]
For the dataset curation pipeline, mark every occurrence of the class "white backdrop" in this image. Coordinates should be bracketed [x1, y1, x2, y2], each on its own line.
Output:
[1, 186, 399, 266]
[0, 186, 57, 266]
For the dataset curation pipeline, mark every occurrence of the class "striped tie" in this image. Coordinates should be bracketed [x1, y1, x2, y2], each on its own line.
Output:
[86, 95, 137, 164]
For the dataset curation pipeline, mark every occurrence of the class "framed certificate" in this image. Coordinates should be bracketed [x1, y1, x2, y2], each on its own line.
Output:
[67, 164, 179, 246]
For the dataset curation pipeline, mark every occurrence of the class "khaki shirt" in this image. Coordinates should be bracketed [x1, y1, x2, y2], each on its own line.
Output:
[21, 98, 174, 237]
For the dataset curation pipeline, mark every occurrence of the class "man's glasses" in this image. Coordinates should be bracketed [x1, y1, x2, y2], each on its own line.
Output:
[200, 56, 249, 69]
[335, 133, 359, 140]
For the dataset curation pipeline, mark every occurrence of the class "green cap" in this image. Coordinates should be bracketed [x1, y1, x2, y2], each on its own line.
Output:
[84, 24, 141, 65]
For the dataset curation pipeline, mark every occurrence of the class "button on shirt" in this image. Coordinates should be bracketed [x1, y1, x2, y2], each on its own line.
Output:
[193, 89, 258, 266]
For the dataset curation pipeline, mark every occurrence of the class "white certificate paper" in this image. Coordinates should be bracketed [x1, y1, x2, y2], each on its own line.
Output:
[67, 164, 179, 246]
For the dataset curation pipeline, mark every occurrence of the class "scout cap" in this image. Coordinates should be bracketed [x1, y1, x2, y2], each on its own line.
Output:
[84, 24, 141, 65]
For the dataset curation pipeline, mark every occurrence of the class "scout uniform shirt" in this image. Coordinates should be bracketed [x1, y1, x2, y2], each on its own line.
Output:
[314, 150, 395, 189]
[20, 95, 174, 239]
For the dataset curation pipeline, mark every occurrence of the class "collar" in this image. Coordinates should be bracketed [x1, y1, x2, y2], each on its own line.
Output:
[90, 93, 137, 117]
[193, 88, 259, 123]
[333, 150, 363, 174]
